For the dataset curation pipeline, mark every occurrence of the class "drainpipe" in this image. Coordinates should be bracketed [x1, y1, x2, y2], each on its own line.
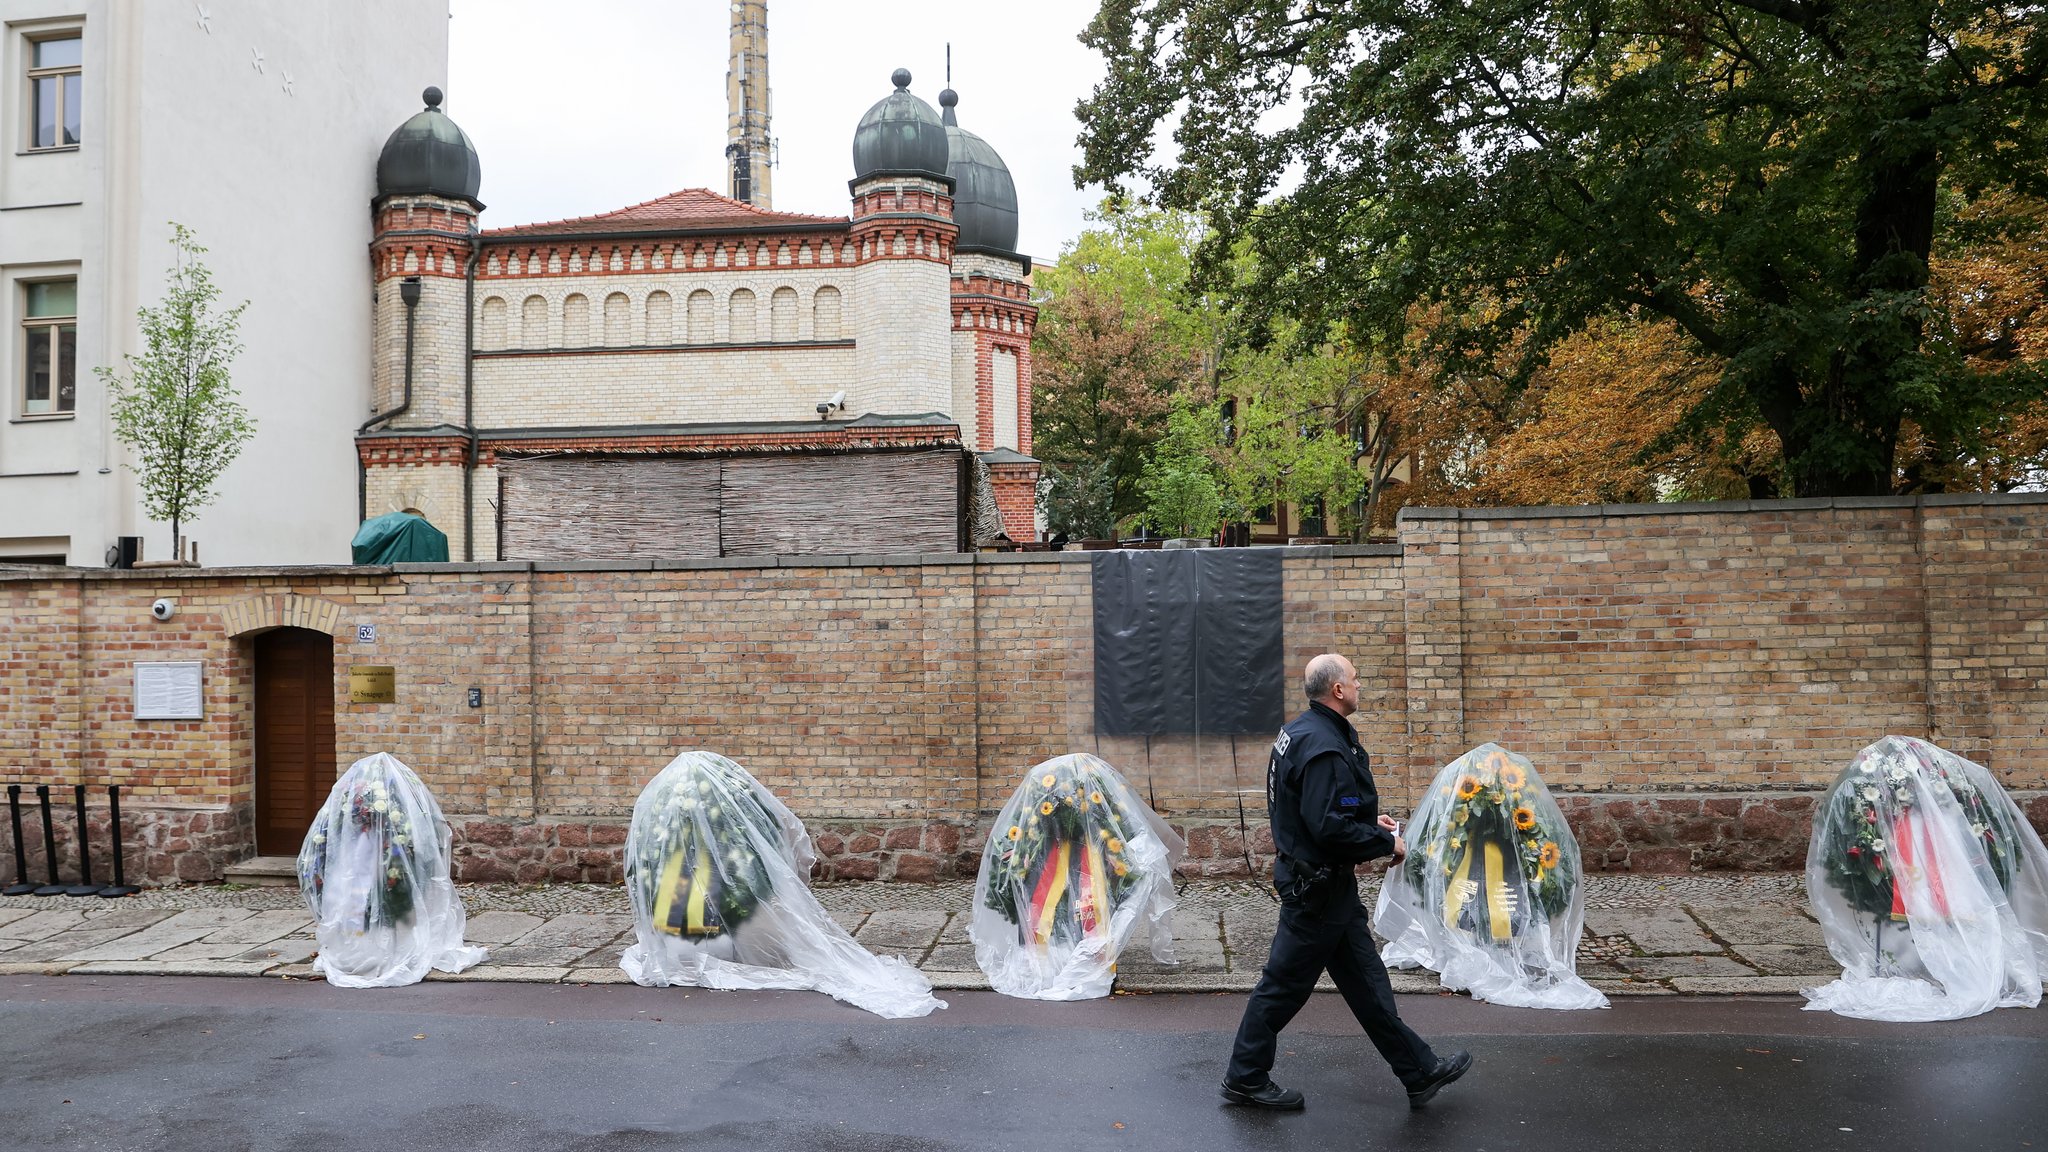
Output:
[461, 233, 480, 561]
[358, 275, 423, 524]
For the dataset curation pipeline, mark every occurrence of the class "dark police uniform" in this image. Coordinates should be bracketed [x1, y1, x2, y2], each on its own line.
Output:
[1225, 700, 1438, 1090]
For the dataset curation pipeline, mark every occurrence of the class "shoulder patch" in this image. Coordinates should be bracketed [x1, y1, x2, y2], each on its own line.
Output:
[1273, 730, 1291, 756]
[1338, 795, 1362, 808]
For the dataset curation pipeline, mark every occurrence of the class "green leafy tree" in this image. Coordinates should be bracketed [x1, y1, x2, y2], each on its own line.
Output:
[1077, 1, 2048, 496]
[98, 223, 255, 560]
[1215, 335, 1383, 538]
[1140, 400, 1224, 537]
[1039, 458, 1120, 540]
[1032, 203, 1217, 531]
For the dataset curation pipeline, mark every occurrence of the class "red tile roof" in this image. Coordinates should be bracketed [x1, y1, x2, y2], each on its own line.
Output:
[482, 188, 847, 238]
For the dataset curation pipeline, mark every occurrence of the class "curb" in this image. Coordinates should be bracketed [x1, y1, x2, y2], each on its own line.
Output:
[1, 958, 1816, 997]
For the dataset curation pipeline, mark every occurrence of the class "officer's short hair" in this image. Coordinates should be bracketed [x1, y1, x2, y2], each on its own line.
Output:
[1303, 654, 1347, 701]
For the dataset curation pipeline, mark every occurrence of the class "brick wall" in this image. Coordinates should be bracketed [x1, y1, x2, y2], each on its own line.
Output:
[5, 495, 2047, 885]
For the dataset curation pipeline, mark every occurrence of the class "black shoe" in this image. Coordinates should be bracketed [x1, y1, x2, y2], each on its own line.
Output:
[1406, 1051, 1472, 1108]
[1220, 1080, 1306, 1110]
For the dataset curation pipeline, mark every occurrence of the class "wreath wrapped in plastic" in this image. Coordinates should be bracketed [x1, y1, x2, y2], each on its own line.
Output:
[618, 751, 944, 1019]
[971, 754, 1184, 1000]
[1804, 736, 2048, 1020]
[296, 753, 485, 988]
[1373, 744, 1606, 1009]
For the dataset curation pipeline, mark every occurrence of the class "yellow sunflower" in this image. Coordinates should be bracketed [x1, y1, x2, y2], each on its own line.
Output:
[1539, 841, 1561, 869]
[1513, 806, 1537, 831]
[1007, 826, 1022, 841]
[1106, 838, 1123, 853]
[1456, 775, 1484, 800]
[1090, 791, 1105, 805]
[1499, 764, 1527, 791]
[1039, 800, 1055, 816]
[1040, 773, 1058, 789]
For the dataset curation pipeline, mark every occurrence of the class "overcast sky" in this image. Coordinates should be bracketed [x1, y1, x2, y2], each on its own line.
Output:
[445, 0, 1109, 262]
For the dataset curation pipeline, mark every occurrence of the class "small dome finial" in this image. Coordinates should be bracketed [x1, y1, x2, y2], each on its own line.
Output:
[891, 67, 912, 89]
[422, 85, 444, 110]
[938, 88, 957, 108]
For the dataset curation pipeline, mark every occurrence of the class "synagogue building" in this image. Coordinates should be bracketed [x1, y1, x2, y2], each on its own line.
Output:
[359, 65, 1041, 562]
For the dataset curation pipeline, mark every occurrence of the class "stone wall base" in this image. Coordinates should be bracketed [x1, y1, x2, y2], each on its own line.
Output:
[0, 802, 253, 888]
[8, 794, 2041, 886]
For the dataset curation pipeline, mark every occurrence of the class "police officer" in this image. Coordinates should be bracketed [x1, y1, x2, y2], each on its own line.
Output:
[1221, 652, 1472, 1110]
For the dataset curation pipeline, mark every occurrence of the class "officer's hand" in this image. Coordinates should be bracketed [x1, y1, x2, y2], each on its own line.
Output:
[1390, 835, 1407, 863]
[1377, 814, 1399, 831]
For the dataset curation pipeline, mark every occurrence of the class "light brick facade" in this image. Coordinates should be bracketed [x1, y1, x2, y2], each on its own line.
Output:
[6, 496, 2047, 884]
[360, 170, 1041, 554]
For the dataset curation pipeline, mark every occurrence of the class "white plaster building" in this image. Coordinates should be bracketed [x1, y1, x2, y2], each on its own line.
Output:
[0, 1, 447, 566]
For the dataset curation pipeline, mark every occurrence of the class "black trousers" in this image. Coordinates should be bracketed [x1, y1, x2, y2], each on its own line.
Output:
[1226, 874, 1437, 1088]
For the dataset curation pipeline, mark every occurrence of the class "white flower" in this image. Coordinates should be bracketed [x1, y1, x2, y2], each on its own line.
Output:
[1858, 762, 1876, 774]
[372, 801, 389, 813]
[393, 835, 409, 846]
[1870, 839, 1887, 853]
[386, 867, 401, 879]
[1971, 823, 1988, 838]
[707, 806, 723, 819]
[1861, 787, 1880, 802]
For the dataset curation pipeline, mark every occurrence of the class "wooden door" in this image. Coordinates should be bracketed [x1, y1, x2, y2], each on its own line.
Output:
[253, 628, 336, 856]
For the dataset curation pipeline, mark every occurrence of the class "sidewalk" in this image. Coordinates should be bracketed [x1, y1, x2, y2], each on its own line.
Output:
[0, 873, 1830, 996]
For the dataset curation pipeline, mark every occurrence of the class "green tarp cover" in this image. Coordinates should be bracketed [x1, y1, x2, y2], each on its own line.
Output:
[352, 512, 449, 565]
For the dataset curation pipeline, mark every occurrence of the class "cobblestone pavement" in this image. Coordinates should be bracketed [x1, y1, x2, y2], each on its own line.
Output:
[0, 873, 1827, 996]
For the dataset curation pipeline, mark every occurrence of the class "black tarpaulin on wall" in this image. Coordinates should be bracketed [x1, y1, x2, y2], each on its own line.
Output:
[1091, 549, 1285, 736]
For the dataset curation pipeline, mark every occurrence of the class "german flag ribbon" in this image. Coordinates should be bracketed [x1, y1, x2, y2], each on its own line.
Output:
[1029, 840, 1074, 947]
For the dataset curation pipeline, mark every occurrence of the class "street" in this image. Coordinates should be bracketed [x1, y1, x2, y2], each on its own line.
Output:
[3, 976, 2042, 1151]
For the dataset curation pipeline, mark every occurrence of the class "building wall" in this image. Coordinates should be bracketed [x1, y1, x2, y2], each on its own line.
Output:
[0, 2, 450, 567]
[11, 496, 2046, 884]
[472, 345, 858, 428]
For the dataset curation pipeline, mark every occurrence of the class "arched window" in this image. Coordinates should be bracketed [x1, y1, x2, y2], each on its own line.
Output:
[812, 286, 842, 341]
[563, 293, 590, 346]
[687, 290, 715, 343]
[603, 291, 630, 346]
[480, 296, 507, 350]
[645, 290, 673, 344]
[770, 287, 799, 342]
[729, 288, 756, 344]
[520, 295, 548, 348]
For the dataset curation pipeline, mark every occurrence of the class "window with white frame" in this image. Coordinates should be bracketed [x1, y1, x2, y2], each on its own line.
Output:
[27, 33, 81, 150]
[21, 279, 77, 416]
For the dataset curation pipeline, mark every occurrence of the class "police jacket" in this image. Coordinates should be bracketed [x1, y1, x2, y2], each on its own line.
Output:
[1267, 700, 1395, 889]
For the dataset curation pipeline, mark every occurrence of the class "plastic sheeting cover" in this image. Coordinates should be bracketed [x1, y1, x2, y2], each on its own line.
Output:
[1374, 744, 1607, 1009]
[1091, 549, 1284, 737]
[350, 511, 449, 565]
[1803, 736, 2048, 1021]
[617, 751, 945, 1019]
[296, 753, 486, 988]
[971, 754, 1185, 1000]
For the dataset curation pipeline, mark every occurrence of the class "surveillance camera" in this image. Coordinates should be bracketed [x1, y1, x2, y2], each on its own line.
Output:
[150, 598, 177, 622]
[816, 402, 832, 417]
[829, 390, 846, 410]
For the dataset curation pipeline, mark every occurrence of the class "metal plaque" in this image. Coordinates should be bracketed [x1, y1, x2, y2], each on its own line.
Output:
[348, 665, 396, 704]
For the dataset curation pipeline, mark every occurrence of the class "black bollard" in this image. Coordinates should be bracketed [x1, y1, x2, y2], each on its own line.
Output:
[4, 785, 34, 896]
[64, 784, 97, 896]
[32, 785, 64, 896]
[99, 785, 138, 898]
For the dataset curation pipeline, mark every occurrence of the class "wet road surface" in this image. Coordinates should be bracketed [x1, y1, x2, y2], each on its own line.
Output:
[2, 976, 2042, 1151]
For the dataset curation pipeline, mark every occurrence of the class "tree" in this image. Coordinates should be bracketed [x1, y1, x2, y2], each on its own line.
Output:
[1140, 400, 1224, 537]
[1077, 1, 2048, 497]
[1032, 204, 1213, 532]
[99, 224, 254, 560]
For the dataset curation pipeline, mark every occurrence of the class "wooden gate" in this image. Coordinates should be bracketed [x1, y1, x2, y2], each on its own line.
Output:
[253, 627, 336, 856]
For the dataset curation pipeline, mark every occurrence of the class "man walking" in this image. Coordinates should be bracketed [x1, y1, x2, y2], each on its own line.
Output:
[1222, 652, 1472, 1110]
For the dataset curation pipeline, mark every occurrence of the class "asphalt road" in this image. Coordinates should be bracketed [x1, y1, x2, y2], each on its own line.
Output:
[2, 976, 2043, 1152]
